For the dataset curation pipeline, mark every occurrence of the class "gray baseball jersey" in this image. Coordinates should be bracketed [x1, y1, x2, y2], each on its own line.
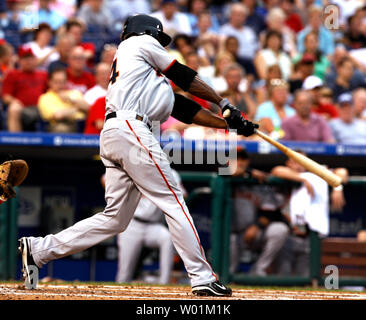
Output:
[106, 35, 175, 122]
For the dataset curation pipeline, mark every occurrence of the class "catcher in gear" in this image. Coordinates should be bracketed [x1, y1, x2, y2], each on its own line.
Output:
[0, 159, 29, 201]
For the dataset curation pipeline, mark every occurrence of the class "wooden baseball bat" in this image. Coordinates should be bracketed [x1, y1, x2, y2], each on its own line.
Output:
[223, 109, 342, 188]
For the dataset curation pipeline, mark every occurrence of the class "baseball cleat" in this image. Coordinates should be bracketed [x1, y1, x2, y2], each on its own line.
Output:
[192, 281, 232, 297]
[18, 237, 39, 289]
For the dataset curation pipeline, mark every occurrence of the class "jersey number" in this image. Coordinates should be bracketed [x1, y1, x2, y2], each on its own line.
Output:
[109, 58, 119, 84]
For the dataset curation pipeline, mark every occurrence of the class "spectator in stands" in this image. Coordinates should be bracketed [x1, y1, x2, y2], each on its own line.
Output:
[297, 5, 335, 56]
[150, 0, 192, 39]
[254, 64, 283, 104]
[318, 87, 336, 109]
[2, 0, 25, 29]
[40, 0, 77, 19]
[302, 75, 339, 119]
[38, 67, 89, 133]
[328, 57, 366, 101]
[220, 3, 258, 60]
[329, 92, 366, 144]
[271, 152, 348, 276]
[84, 62, 109, 106]
[84, 96, 105, 134]
[262, 7, 297, 57]
[0, 41, 14, 119]
[66, 46, 95, 94]
[64, 19, 96, 66]
[282, 90, 335, 143]
[221, 63, 256, 120]
[195, 10, 219, 38]
[20, 0, 66, 31]
[325, 45, 366, 90]
[2, 46, 47, 132]
[48, 34, 76, 73]
[100, 44, 117, 67]
[254, 30, 292, 81]
[186, 0, 220, 36]
[0, 0, 7, 17]
[254, 79, 295, 137]
[194, 13, 220, 66]
[223, 36, 256, 77]
[241, 0, 266, 36]
[280, 0, 303, 33]
[184, 52, 213, 111]
[108, 0, 151, 28]
[211, 51, 236, 93]
[26, 23, 59, 70]
[169, 34, 195, 64]
[0, 42, 15, 78]
[288, 53, 316, 93]
[341, 10, 366, 50]
[77, 0, 113, 31]
[292, 31, 331, 80]
[353, 88, 366, 120]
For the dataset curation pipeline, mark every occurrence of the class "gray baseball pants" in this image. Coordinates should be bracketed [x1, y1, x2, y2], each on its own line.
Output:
[29, 111, 217, 287]
[116, 219, 174, 284]
[250, 222, 290, 276]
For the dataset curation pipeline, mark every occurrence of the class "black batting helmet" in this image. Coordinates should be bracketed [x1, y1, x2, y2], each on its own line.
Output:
[121, 14, 172, 47]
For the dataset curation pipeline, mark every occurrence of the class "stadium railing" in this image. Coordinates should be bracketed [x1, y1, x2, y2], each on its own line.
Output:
[0, 191, 18, 280]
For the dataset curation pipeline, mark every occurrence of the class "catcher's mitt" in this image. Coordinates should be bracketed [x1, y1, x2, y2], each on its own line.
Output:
[0, 159, 29, 201]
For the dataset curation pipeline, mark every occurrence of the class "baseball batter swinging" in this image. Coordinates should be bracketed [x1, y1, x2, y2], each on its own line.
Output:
[19, 14, 258, 296]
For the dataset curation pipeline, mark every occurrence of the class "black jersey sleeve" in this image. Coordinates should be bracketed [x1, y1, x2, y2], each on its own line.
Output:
[171, 93, 202, 124]
[163, 60, 197, 91]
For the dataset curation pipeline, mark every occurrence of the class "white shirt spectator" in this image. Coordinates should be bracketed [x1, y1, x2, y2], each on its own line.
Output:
[26, 41, 60, 70]
[108, 0, 151, 26]
[220, 24, 258, 59]
[329, 118, 366, 144]
[289, 172, 329, 236]
[84, 85, 107, 106]
[77, 2, 113, 30]
[256, 48, 292, 80]
[150, 10, 192, 37]
[331, 0, 364, 26]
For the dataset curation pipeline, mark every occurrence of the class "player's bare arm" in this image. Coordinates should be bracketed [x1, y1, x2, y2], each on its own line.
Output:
[163, 61, 258, 136]
[271, 166, 315, 198]
[192, 108, 227, 129]
[188, 75, 223, 106]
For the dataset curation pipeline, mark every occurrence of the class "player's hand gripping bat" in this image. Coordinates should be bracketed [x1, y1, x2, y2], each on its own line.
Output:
[223, 108, 342, 188]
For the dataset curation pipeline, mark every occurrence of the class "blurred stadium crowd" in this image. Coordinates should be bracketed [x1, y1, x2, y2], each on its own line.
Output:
[1, 0, 366, 141]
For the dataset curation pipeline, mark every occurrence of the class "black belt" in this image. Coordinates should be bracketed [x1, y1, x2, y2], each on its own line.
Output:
[133, 216, 152, 224]
[105, 112, 151, 130]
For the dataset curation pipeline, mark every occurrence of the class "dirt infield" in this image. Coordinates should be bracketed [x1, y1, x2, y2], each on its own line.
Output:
[1, 282, 366, 300]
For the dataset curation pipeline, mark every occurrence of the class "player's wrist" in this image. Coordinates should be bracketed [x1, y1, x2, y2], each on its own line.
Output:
[219, 98, 230, 109]
[333, 185, 343, 191]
